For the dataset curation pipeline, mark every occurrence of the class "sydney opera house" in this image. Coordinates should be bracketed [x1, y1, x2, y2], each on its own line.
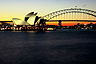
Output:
[12, 12, 43, 26]
[0, 12, 47, 31]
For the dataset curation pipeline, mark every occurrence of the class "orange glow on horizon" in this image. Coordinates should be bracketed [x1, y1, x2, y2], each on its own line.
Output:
[46, 22, 96, 26]
[0, 22, 2, 25]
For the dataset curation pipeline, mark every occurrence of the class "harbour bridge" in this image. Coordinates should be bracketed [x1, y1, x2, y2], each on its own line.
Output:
[43, 8, 96, 22]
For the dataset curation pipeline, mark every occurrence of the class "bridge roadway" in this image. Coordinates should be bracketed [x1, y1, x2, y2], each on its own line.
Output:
[46, 20, 96, 22]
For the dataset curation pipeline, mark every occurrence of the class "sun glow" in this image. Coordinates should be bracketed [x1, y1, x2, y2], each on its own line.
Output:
[46, 22, 96, 26]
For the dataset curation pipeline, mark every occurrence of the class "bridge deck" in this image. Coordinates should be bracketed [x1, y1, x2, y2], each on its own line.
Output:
[46, 20, 96, 22]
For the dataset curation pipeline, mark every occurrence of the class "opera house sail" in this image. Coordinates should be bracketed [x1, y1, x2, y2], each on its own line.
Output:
[12, 12, 42, 26]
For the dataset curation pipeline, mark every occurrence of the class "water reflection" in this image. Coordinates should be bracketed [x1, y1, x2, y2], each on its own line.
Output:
[0, 30, 96, 64]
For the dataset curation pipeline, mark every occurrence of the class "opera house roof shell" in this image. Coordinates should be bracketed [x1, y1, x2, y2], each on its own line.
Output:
[12, 12, 43, 26]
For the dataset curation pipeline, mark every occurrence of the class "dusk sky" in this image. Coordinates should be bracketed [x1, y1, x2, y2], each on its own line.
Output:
[0, 0, 96, 21]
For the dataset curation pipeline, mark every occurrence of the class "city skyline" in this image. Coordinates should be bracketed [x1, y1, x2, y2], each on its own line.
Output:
[0, 0, 96, 21]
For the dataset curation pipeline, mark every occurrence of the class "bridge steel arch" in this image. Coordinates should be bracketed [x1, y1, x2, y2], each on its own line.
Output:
[43, 8, 96, 20]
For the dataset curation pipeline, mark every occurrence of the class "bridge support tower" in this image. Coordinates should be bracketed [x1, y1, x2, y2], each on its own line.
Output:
[58, 20, 62, 29]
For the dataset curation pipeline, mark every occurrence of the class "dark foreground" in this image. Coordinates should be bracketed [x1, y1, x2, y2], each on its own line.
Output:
[0, 30, 96, 64]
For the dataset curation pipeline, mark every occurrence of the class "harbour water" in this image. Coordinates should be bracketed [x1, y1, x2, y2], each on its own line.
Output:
[0, 29, 96, 64]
